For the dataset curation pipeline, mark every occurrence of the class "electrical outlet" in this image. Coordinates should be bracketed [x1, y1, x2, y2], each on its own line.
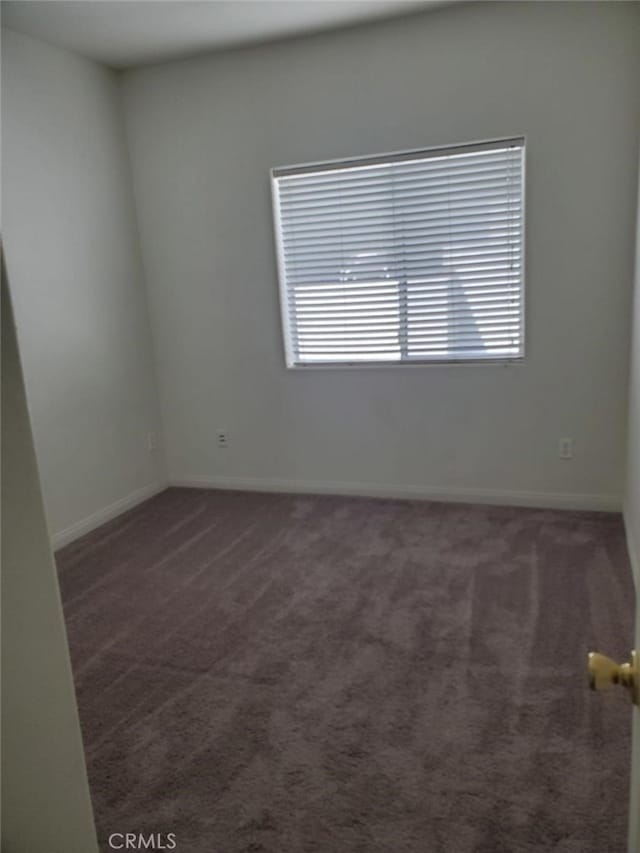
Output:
[147, 431, 158, 452]
[558, 437, 573, 459]
[217, 429, 228, 449]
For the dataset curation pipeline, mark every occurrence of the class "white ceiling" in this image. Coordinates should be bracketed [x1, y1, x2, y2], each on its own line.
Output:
[1, 0, 444, 69]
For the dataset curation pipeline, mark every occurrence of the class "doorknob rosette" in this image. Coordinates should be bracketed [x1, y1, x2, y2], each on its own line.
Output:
[588, 650, 638, 705]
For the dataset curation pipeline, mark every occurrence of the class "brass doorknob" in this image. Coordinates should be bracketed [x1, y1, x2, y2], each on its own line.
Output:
[588, 650, 638, 705]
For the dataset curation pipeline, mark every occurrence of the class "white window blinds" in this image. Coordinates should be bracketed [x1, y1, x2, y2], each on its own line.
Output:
[271, 138, 525, 367]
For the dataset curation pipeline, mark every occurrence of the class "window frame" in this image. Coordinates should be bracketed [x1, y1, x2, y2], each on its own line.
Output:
[271, 137, 526, 370]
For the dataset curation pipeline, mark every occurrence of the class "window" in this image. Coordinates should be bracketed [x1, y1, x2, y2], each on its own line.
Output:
[271, 137, 525, 367]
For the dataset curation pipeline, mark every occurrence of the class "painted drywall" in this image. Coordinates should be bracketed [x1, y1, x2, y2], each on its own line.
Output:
[1, 265, 98, 853]
[121, 1, 640, 509]
[625, 152, 640, 853]
[2, 28, 166, 542]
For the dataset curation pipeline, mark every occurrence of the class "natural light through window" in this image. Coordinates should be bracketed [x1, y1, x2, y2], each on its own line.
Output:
[271, 138, 525, 367]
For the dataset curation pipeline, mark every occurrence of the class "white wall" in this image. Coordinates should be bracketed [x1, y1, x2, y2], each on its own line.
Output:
[1, 266, 98, 853]
[625, 152, 640, 853]
[122, 1, 640, 510]
[2, 28, 166, 545]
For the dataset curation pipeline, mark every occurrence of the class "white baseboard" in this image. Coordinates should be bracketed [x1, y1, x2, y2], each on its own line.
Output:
[52, 481, 168, 550]
[51, 476, 621, 551]
[171, 474, 621, 513]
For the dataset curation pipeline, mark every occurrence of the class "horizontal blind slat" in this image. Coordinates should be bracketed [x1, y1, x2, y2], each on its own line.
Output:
[296, 307, 520, 328]
[282, 221, 521, 245]
[291, 281, 522, 304]
[283, 220, 521, 246]
[285, 244, 521, 265]
[291, 304, 521, 322]
[286, 261, 521, 284]
[298, 321, 521, 340]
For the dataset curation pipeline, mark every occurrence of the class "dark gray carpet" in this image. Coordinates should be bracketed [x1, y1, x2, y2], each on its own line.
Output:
[56, 487, 634, 852]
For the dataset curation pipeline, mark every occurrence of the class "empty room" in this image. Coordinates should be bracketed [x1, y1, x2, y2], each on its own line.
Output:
[2, 1, 640, 851]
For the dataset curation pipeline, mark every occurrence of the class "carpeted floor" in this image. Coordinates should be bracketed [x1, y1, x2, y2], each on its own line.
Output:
[56, 487, 635, 853]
